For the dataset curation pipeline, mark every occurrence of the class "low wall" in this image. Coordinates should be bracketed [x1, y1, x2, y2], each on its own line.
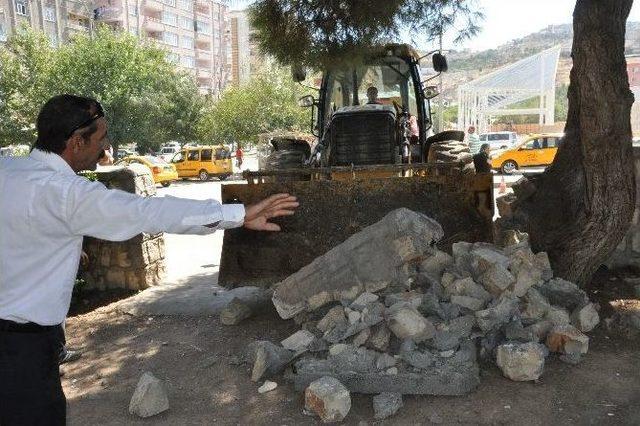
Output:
[607, 147, 640, 269]
[80, 164, 166, 290]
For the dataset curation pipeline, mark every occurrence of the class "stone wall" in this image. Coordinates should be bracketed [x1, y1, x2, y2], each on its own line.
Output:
[80, 164, 166, 290]
[607, 146, 640, 269]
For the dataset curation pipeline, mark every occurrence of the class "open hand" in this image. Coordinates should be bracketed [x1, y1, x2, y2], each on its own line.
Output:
[244, 193, 299, 231]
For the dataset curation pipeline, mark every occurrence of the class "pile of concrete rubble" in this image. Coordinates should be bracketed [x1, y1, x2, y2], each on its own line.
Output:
[244, 208, 600, 422]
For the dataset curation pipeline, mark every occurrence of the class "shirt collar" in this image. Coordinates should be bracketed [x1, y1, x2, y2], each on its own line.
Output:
[29, 148, 76, 176]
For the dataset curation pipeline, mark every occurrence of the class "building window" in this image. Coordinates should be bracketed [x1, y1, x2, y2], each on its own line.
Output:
[15, 0, 28, 16]
[44, 6, 55, 22]
[128, 4, 137, 16]
[195, 21, 210, 35]
[163, 31, 178, 46]
[181, 35, 193, 49]
[162, 11, 177, 27]
[180, 55, 194, 68]
[178, 16, 192, 30]
[177, 0, 192, 11]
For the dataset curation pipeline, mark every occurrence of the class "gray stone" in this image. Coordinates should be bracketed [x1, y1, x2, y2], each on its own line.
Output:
[387, 305, 435, 342]
[521, 288, 551, 324]
[546, 325, 589, 355]
[323, 321, 349, 344]
[505, 320, 552, 343]
[402, 350, 436, 370]
[534, 252, 553, 281]
[418, 292, 441, 317]
[330, 346, 378, 373]
[219, 298, 252, 326]
[248, 341, 294, 382]
[447, 315, 476, 339]
[384, 291, 424, 309]
[444, 277, 492, 303]
[350, 292, 379, 311]
[475, 296, 519, 333]
[292, 356, 480, 395]
[373, 392, 403, 420]
[361, 302, 385, 327]
[451, 295, 485, 311]
[281, 330, 316, 354]
[418, 251, 454, 283]
[348, 310, 362, 324]
[479, 330, 505, 361]
[470, 247, 510, 278]
[258, 380, 278, 393]
[329, 344, 351, 356]
[510, 252, 543, 297]
[496, 343, 547, 381]
[309, 338, 329, 353]
[431, 330, 460, 351]
[129, 372, 169, 418]
[545, 306, 571, 326]
[366, 323, 391, 352]
[437, 303, 462, 321]
[352, 328, 371, 347]
[375, 353, 396, 370]
[538, 278, 589, 310]
[571, 303, 600, 332]
[451, 241, 474, 274]
[399, 339, 416, 354]
[304, 376, 351, 423]
[272, 209, 444, 319]
[479, 264, 516, 297]
[317, 306, 346, 333]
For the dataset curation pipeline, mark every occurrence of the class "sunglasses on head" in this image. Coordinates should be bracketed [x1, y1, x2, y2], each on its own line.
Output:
[66, 102, 105, 139]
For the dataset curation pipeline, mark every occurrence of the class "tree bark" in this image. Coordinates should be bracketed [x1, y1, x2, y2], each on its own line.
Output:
[499, 0, 636, 286]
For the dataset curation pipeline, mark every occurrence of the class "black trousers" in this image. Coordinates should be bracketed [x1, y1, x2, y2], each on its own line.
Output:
[0, 321, 66, 426]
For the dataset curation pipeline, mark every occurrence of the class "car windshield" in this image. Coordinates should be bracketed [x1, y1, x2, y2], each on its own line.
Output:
[326, 57, 418, 116]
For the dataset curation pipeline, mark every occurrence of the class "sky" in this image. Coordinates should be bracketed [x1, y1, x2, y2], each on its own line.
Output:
[230, 1, 640, 53]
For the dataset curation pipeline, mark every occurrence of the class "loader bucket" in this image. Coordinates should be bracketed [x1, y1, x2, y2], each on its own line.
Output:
[219, 170, 494, 289]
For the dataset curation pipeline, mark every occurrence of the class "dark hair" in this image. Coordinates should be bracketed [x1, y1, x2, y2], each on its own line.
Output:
[33, 94, 102, 154]
[481, 143, 490, 150]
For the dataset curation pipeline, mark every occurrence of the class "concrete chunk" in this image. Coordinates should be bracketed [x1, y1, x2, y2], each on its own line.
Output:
[350, 292, 379, 311]
[272, 209, 444, 319]
[387, 306, 435, 342]
[373, 392, 403, 419]
[475, 296, 519, 333]
[317, 306, 346, 333]
[365, 323, 391, 352]
[281, 330, 316, 354]
[129, 372, 169, 418]
[304, 376, 351, 423]
[546, 325, 589, 355]
[538, 278, 589, 310]
[219, 298, 252, 326]
[451, 295, 485, 311]
[570, 303, 600, 332]
[479, 264, 515, 296]
[248, 341, 294, 382]
[496, 343, 547, 382]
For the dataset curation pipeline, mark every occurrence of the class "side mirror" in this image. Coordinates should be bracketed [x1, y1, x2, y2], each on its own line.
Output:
[292, 65, 307, 82]
[432, 53, 448, 73]
[424, 86, 439, 100]
[298, 95, 315, 108]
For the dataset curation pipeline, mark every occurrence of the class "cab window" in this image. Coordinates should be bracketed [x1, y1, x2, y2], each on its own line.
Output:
[543, 137, 560, 148]
[215, 148, 229, 160]
[522, 139, 540, 150]
[187, 150, 200, 161]
[201, 149, 212, 161]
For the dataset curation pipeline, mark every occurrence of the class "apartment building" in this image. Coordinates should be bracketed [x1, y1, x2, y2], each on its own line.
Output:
[229, 9, 262, 85]
[0, 0, 93, 46]
[94, 0, 230, 96]
[0, 0, 231, 97]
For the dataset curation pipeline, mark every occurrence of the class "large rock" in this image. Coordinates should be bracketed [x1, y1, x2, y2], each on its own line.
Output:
[129, 372, 169, 418]
[546, 325, 589, 355]
[281, 330, 316, 355]
[317, 306, 346, 333]
[248, 341, 294, 382]
[304, 376, 351, 423]
[366, 323, 391, 352]
[496, 343, 547, 381]
[373, 392, 403, 419]
[443, 277, 492, 303]
[537, 278, 589, 310]
[387, 305, 435, 342]
[219, 298, 252, 325]
[571, 303, 600, 332]
[475, 296, 519, 333]
[478, 264, 515, 297]
[272, 209, 444, 319]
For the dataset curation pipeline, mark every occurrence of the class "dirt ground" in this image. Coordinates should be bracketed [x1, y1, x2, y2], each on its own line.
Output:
[63, 267, 640, 425]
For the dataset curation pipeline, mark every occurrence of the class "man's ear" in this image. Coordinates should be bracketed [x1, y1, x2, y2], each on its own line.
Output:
[69, 134, 83, 153]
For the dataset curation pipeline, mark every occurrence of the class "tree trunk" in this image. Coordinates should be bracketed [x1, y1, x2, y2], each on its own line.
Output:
[498, 0, 636, 286]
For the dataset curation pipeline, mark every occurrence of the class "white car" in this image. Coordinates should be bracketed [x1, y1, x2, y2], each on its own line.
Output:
[478, 132, 518, 150]
[158, 146, 180, 162]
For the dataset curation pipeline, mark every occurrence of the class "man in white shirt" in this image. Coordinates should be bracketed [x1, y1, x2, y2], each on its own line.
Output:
[467, 125, 481, 154]
[0, 94, 299, 425]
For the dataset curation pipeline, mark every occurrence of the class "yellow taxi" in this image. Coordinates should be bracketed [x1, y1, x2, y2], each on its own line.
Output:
[170, 145, 233, 181]
[115, 155, 179, 187]
[491, 133, 564, 174]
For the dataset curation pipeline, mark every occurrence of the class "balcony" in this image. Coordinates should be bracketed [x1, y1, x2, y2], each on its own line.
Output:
[65, 0, 93, 18]
[143, 16, 164, 32]
[143, 0, 163, 13]
[66, 20, 90, 32]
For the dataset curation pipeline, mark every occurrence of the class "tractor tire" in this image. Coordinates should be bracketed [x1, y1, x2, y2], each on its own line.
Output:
[427, 138, 474, 174]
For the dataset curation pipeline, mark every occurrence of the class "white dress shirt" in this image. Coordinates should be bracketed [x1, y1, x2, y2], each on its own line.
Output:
[0, 149, 245, 325]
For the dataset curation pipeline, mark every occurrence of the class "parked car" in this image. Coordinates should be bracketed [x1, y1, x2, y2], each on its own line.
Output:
[158, 146, 180, 162]
[115, 155, 179, 187]
[171, 145, 232, 181]
[116, 148, 135, 159]
[478, 131, 519, 150]
[491, 133, 564, 174]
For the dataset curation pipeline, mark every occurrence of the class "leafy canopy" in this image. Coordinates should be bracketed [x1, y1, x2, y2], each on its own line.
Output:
[249, 0, 482, 69]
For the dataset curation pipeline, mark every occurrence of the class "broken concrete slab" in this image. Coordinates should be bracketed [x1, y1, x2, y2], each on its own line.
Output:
[451, 295, 485, 311]
[521, 288, 551, 324]
[220, 298, 252, 326]
[496, 342, 547, 382]
[129, 372, 169, 418]
[418, 250, 454, 283]
[248, 341, 294, 382]
[304, 376, 351, 423]
[365, 323, 391, 352]
[402, 350, 436, 370]
[386, 305, 435, 342]
[546, 325, 589, 355]
[545, 306, 571, 326]
[350, 292, 379, 311]
[444, 277, 492, 303]
[373, 392, 403, 420]
[537, 278, 589, 310]
[534, 252, 553, 281]
[479, 264, 516, 297]
[272, 209, 444, 319]
[470, 247, 510, 279]
[375, 353, 396, 370]
[352, 328, 371, 347]
[317, 306, 346, 333]
[570, 303, 600, 332]
[384, 291, 424, 309]
[475, 296, 519, 333]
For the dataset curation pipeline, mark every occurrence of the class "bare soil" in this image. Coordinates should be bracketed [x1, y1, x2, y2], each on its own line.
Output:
[63, 268, 640, 425]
